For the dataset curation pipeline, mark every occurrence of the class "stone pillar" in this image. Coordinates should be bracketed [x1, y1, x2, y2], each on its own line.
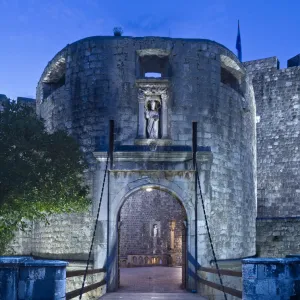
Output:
[94, 162, 109, 270]
[137, 91, 146, 138]
[107, 220, 119, 292]
[0, 256, 68, 300]
[242, 257, 300, 299]
[187, 220, 197, 292]
[161, 93, 168, 138]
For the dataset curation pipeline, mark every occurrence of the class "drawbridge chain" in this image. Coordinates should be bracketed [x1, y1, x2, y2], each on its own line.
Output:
[196, 162, 227, 300]
[79, 151, 110, 299]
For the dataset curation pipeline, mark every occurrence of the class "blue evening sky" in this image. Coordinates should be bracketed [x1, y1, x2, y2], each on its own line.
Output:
[1, 0, 300, 100]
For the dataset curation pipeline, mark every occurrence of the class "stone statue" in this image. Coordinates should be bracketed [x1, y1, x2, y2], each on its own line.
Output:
[153, 224, 158, 237]
[169, 221, 176, 250]
[145, 99, 160, 139]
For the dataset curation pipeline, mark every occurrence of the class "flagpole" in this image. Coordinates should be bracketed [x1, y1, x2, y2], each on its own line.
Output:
[236, 20, 242, 62]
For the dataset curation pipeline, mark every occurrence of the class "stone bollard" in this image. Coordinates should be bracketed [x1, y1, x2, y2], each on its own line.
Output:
[0, 256, 68, 300]
[242, 257, 300, 299]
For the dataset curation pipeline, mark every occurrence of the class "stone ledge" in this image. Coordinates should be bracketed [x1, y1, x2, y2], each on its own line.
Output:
[256, 216, 300, 221]
[242, 257, 300, 264]
[134, 138, 172, 146]
[93, 151, 212, 162]
[109, 169, 195, 173]
[135, 78, 170, 85]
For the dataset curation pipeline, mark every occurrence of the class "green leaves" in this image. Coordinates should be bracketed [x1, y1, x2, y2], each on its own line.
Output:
[0, 101, 90, 254]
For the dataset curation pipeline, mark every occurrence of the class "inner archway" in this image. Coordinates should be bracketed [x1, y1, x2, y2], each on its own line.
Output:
[117, 187, 187, 292]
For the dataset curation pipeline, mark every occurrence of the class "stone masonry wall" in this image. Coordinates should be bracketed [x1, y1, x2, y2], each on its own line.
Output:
[7, 222, 33, 255]
[36, 36, 256, 262]
[256, 218, 300, 257]
[207, 79, 256, 260]
[8, 213, 94, 260]
[119, 189, 186, 266]
[37, 85, 71, 134]
[31, 213, 94, 260]
[244, 58, 300, 217]
[5, 36, 257, 297]
[243, 56, 279, 74]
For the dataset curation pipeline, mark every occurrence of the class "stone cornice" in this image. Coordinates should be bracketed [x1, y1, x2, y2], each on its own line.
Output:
[135, 79, 170, 95]
[136, 49, 170, 57]
[93, 151, 212, 162]
[134, 139, 172, 146]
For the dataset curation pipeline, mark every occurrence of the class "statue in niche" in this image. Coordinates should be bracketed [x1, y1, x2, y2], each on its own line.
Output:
[169, 221, 176, 250]
[153, 224, 158, 237]
[145, 99, 161, 139]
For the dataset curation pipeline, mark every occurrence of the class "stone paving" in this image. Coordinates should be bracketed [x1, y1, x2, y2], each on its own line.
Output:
[99, 267, 207, 299]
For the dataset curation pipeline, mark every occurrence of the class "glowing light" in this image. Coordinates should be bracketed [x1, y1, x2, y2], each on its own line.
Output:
[146, 187, 153, 192]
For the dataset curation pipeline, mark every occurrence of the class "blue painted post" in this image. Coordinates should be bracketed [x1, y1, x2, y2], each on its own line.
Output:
[0, 256, 34, 300]
[0, 256, 68, 300]
[242, 257, 300, 299]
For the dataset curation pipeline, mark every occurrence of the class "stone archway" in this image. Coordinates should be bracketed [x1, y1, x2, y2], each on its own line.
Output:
[117, 187, 188, 292]
[93, 151, 213, 293]
[105, 173, 197, 292]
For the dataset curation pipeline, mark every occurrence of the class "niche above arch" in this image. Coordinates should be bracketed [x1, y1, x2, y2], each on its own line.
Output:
[220, 54, 245, 96]
[41, 55, 66, 100]
[135, 79, 171, 145]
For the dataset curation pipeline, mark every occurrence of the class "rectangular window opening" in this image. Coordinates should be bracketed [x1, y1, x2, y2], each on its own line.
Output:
[145, 72, 162, 78]
[139, 55, 170, 78]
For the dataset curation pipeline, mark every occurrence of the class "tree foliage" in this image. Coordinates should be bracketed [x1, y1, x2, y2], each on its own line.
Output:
[0, 101, 90, 253]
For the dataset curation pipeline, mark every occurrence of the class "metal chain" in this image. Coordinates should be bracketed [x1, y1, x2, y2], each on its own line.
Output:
[79, 151, 110, 299]
[196, 162, 227, 300]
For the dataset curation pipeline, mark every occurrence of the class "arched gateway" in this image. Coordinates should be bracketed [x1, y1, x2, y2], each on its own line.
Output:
[93, 149, 213, 291]
[34, 36, 257, 298]
[118, 187, 188, 291]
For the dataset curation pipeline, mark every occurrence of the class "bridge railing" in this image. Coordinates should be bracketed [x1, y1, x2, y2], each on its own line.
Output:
[65, 268, 106, 300]
[198, 266, 242, 299]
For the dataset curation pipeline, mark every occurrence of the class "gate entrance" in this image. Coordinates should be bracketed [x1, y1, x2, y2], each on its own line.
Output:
[93, 147, 213, 293]
[117, 187, 187, 292]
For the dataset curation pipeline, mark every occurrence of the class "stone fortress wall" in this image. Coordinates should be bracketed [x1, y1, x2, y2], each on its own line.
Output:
[4, 34, 300, 297]
[3, 36, 300, 267]
[33, 36, 256, 266]
[5, 37, 256, 298]
[1, 35, 272, 298]
[244, 54, 300, 257]
[256, 217, 300, 257]
[0, 94, 36, 110]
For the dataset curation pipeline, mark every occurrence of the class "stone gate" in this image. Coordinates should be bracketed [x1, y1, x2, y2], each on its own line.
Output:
[11, 35, 257, 298]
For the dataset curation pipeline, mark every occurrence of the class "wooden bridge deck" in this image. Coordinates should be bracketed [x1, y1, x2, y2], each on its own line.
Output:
[99, 292, 206, 299]
[99, 267, 206, 299]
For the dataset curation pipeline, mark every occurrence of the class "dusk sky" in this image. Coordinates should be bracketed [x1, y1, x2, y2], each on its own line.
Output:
[1, 0, 300, 100]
